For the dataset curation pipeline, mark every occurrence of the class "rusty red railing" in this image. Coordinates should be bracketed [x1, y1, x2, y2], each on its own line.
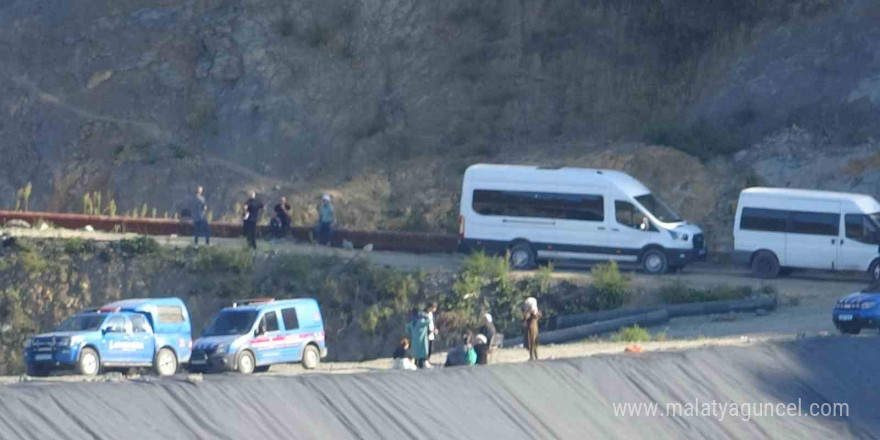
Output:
[0, 210, 458, 254]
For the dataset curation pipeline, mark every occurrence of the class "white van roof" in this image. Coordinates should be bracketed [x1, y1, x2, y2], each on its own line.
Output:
[742, 187, 880, 212]
[465, 164, 651, 195]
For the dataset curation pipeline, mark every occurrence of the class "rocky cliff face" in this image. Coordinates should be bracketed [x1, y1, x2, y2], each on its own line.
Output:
[1, 0, 878, 249]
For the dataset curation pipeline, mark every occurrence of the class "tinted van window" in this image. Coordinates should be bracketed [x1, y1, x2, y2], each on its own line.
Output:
[472, 190, 604, 222]
[281, 308, 299, 330]
[740, 208, 788, 232]
[845, 214, 880, 244]
[790, 211, 839, 236]
[130, 314, 151, 333]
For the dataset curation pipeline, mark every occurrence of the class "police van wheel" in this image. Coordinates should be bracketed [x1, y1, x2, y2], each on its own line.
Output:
[77, 348, 100, 377]
[509, 243, 536, 270]
[238, 351, 255, 375]
[302, 345, 320, 370]
[751, 251, 780, 279]
[153, 348, 178, 377]
[641, 249, 668, 275]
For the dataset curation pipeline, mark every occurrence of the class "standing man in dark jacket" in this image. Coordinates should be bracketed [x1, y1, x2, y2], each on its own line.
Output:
[273, 196, 292, 239]
[192, 185, 210, 246]
[242, 191, 264, 249]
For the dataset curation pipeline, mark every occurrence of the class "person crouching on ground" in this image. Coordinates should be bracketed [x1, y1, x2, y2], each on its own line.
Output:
[473, 334, 489, 365]
[392, 337, 417, 371]
[444, 331, 476, 367]
[522, 297, 541, 361]
[406, 309, 431, 369]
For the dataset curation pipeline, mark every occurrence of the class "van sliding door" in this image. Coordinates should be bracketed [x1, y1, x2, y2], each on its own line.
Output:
[785, 205, 840, 270]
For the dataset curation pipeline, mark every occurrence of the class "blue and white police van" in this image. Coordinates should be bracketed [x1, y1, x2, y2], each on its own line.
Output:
[190, 298, 327, 374]
[23, 297, 192, 377]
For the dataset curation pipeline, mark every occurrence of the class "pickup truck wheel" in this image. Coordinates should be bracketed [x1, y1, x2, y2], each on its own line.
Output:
[153, 348, 178, 377]
[238, 350, 255, 375]
[27, 364, 50, 377]
[77, 348, 100, 376]
[302, 345, 320, 370]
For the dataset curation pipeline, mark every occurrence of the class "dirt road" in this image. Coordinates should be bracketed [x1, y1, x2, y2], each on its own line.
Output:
[2, 226, 874, 348]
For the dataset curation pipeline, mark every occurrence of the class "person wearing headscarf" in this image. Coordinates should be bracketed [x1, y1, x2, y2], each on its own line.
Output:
[522, 297, 541, 361]
[406, 308, 431, 369]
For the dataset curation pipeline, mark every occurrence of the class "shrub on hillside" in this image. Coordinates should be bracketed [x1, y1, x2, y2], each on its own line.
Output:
[589, 261, 631, 311]
[117, 236, 159, 255]
[658, 281, 776, 303]
[611, 325, 652, 342]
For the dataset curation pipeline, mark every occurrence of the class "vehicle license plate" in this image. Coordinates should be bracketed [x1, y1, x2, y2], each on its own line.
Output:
[34, 354, 52, 361]
[837, 314, 853, 322]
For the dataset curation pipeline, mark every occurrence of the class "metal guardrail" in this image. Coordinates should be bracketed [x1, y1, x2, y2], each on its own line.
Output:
[0, 210, 458, 254]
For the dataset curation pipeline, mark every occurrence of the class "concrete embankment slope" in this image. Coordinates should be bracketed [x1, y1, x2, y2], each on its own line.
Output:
[0, 338, 876, 440]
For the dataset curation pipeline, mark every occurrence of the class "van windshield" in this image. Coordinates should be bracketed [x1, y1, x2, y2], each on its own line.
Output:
[55, 314, 106, 332]
[202, 310, 257, 337]
[634, 194, 682, 223]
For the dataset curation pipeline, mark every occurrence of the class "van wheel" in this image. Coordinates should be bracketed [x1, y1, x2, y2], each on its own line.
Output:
[77, 347, 100, 377]
[302, 345, 320, 370]
[751, 251, 780, 278]
[641, 249, 668, 275]
[870, 260, 880, 281]
[153, 348, 178, 377]
[509, 243, 536, 270]
[237, 350, 255, 375]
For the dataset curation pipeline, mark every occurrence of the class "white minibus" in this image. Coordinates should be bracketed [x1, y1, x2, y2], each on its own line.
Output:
[457, 164, 707, 273]
[733, 187, 880, 280]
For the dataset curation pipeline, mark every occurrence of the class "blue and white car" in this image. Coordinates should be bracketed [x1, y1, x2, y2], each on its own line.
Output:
[23, 298, 192, 377]
[190, 298, 327, 374]
[832, 282, 880, 334]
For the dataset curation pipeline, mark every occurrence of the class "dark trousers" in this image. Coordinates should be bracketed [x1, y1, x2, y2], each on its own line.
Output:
[318, 222, 333, 245]
[243, 221, 257, 249]
[193, 220, 210, 245]
[280, 218, 291, 238]
[428, 340, 435, 357]
[415, 358, 427, 369]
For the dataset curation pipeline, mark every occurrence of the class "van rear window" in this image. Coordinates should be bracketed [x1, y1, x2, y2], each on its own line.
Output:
[472, 190, 604, 222]
[156, 306, 185, 323]
[740, 208, 788, 232]
[740, 208, 839, 236]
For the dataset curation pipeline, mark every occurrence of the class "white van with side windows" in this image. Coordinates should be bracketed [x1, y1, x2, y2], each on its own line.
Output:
[733, 187, 880, 280]
[457, 164, 707, 273]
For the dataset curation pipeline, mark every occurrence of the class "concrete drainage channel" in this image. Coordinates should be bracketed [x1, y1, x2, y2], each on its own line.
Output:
[504, 296, 778, 346]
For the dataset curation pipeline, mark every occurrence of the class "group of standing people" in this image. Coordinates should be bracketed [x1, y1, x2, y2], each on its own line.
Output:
[393, 297, 541, 371]
[189, 186, 337, 249]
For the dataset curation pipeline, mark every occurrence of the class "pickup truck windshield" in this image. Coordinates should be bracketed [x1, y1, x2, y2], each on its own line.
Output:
[634, 194, 682, 223]
[55, 314, 106, 331]
[202, 310, 258, 337]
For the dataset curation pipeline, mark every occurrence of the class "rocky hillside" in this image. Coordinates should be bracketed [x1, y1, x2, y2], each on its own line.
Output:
[1, 0, 879, 250]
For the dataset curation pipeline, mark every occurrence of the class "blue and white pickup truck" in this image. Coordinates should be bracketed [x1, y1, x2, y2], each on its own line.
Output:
[23, 298, 192, 377]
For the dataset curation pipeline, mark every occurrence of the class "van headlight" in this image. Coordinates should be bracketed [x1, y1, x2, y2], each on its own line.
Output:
[861, 301, 877, 310]
[214, 343, 229, 353]
[56, 337, 71, 346]
[667, 230, 688, 241]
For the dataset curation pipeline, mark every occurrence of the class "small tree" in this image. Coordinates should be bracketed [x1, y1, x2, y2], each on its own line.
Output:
[82, 193, 93, 215]
[151, 207, 157, 218]
[22, 183, 32, 211]
[141, 203, 148, 218]
[107, 199, 117, 217]
[93, 192, 102, 215]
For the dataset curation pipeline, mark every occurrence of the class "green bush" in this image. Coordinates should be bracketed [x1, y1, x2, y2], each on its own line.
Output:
[117, 236, 159, 255]
[189, 246, 253, 275]
[611, 325, 652, 342]
[460, 251, 508, 281]
[589, 261, 631, 310]
[18, 252, 48, 274]
[658, 281, 773, 304]
[63, 238, 96, 256]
